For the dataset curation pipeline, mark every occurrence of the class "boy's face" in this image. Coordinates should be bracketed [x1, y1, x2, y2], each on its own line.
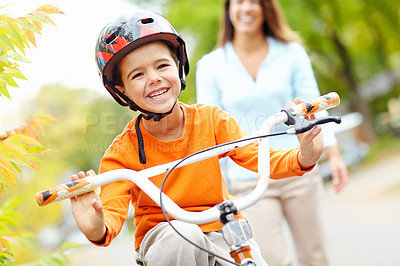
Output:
[115, 41, 181, 114]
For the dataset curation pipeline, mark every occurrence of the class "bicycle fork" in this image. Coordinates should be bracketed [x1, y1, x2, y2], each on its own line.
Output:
[218, 201, 256, 266]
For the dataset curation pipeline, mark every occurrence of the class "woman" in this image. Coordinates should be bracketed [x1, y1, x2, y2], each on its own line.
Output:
[195, 0, 348, 265]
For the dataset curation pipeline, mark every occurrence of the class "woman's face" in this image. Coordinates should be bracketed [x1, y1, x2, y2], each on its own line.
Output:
[229, 0, 264, 36]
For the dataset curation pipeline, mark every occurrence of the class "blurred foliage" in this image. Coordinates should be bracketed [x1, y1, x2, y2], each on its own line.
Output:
[0, 4, 64, 194]
[127, 0, 400, 142]
[0, 114, 53, 194]
[0, 4, 73, 265]
[1, 83, 134, 263]
[0, 4, 64, 99]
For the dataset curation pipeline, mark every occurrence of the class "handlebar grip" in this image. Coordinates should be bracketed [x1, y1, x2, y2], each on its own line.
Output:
[36, 177, 95, 206]
[291, 92, 340, 117]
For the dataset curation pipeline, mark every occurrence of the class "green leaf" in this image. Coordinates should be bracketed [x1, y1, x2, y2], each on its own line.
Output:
[25, 14, 48, 24]
[8, 50, 31, 63]
[0, 34, 15, 51]
[0, 147, 14, 171]
[3, 68, 27, 80]
[0, 83, 11, 98]
[0, 24, 24, 46]
[60, 241, 82, 249]
[0, 195, 23, 208]
[0, 73, 18, 87]
[27, 146, 48, 153]
[14, 18, 40, 34]
[10, 134, 40, 146]
[0, 216, 19, 226]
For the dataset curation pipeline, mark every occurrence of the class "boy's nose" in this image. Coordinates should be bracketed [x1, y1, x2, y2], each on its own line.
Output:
[147, 70, 161, 84]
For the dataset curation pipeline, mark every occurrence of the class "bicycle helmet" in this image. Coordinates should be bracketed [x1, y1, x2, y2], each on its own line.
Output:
[95, 9, 189, 121]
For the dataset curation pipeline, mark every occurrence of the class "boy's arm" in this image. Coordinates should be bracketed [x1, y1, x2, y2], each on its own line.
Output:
[297, 125, 324, 170]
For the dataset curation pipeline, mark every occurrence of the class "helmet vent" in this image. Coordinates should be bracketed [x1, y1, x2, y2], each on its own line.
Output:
[141, 18, 154, 24]
[105, 27, 122, 44]
[105, 33, 117, 45]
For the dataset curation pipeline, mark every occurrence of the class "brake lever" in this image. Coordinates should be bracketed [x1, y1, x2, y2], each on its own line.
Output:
[282, 108, 342, 134]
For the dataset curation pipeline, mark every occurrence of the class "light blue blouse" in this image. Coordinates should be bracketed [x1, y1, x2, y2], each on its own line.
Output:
[196, 37, 337, 181]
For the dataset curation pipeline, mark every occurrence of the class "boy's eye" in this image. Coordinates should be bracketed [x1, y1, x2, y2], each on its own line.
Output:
[158, 63, 169, 69]
[132, 73, 143, 79]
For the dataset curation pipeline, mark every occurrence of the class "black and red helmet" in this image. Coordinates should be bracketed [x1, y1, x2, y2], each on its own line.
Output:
[95, 9, 189, 112]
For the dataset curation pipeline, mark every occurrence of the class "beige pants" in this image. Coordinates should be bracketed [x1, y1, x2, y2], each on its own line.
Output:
[229, 168, 329, 266]
[136, 220, 268, 266]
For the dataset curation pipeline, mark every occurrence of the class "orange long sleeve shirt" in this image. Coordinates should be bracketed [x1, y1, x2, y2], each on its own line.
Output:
[96, 103, 310, 250]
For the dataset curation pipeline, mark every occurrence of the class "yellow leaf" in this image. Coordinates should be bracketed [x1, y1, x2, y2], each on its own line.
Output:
[11, 134, 40, 146]
[19, 123, 39, 140]
[3, 68, 27, 80]
[0, 146, 14, 171]
[27, 12, 48, 24]
[0, 165, 17, 186]
[37, 5, 65, 15]
[0, 72, 19, 87]
[16, 17, 40, 34]
[2, 140, 25, 159]
[43, 15, 56, 26]
[26, 158, 39, 171]
[22, 26, 36, 47]
[10, 39, 26, 54]
[28, 118, 45, 135]
[32, 20, 42, 31]
[33, 113, 56, 122]
[0, 83, 11, 99]
[28, 146, 48, 154]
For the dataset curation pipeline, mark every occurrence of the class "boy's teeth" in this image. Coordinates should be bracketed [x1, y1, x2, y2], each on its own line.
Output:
[149, 89, 167, 98]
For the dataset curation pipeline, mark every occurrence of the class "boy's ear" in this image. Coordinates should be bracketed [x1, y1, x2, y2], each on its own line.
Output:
[114, 85, 132, 105]
[115, 85, 126, 95]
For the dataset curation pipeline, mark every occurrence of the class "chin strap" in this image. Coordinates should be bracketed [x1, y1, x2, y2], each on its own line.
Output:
[135, 114, 146, 164]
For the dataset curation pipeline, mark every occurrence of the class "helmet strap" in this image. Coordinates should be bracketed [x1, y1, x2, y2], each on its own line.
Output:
[135, 114, 146, 164]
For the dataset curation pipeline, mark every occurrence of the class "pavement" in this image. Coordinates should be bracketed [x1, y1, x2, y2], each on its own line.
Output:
[68, 154, 400, 266]
[323, 153, 400, 266]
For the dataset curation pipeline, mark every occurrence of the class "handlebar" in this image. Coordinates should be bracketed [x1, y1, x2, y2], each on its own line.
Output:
[289, 92, 340, 117]
[36, 92, 341, 224]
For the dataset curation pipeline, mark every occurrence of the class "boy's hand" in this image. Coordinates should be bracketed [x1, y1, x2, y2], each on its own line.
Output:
[70, 170, 106, 243]
[291, 98, 324, 170]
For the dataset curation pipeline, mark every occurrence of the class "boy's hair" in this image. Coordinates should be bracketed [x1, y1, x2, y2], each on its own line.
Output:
[95, 9, 189, 119]
[112, 40, 179, 87]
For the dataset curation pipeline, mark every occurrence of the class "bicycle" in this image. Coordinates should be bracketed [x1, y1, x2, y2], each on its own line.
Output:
[36, 92, 342, 266]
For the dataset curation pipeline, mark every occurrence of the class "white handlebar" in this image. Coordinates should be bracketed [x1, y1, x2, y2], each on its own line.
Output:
[36, 112, 288, 224]
[36, 92, 340, 225]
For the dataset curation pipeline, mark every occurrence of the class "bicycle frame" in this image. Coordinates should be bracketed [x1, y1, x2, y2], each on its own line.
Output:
[36, 92, 341, 265]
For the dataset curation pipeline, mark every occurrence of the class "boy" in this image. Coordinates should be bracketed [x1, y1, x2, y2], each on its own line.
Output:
[70, 9, 323, 266]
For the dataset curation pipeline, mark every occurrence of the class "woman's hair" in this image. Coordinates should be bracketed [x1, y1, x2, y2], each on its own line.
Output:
[217, 0, 302, 47]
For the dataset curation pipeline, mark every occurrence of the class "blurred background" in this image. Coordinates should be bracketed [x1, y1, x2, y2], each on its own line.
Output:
[0, 0, 399, 265]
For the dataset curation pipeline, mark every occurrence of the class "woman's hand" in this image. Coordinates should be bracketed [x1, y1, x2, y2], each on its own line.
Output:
[326, 146, 348, 193]
[70, 170, 106, 243]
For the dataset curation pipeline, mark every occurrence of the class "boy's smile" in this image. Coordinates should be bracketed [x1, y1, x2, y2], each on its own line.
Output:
[148, 88, 169, 99]
[116, 41, 181, 114]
